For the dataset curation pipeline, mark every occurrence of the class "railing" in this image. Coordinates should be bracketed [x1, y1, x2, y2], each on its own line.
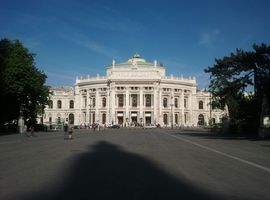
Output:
[76, 75, 107, 82]
[162, 75, 196, 82]
[76, 74, 196, 83]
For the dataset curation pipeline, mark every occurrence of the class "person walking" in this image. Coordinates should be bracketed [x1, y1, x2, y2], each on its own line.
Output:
[64, 123, 68, 140]
[30, 125, 35, 137]
[93, 123, 96, 132]
[68, 125, 73, 140]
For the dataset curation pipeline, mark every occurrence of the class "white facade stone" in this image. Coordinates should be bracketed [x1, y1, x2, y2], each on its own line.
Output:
[43, 55, 223, 127]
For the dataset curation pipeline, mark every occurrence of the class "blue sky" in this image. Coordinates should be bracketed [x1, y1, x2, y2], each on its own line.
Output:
[1, 0, 270, 89]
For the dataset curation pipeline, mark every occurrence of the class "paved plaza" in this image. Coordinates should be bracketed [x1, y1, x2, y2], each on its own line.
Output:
[1, 128, 270, 200]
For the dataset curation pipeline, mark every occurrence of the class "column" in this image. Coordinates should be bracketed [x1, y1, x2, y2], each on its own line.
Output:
[106, 87, 110, 125]
[125, 89, 129, 124]
[181, 90, 185, 125]
[153, 86, 158, 124]
[86, 90, 90, 124]
[159, 88, 162, 125]
[170, 93, 174, 128]
[139, 88, 143, 123]
[111, 85, 115, 124]
[95, 89, 99, 123]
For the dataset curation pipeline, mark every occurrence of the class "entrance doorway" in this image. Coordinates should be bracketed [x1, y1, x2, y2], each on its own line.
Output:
[117, 116, 123, 125]
[131, 116, 137, 123]
[145, 112, 151, 124]
[117, 112, 123, 125]
[68, 113, 74, 124]
[131, 112, 138, 124]
[145, 117, 151, 124]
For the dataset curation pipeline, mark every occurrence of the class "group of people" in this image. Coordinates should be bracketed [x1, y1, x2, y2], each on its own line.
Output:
[64, 122, 107, 140]
[23, 125, 35, 137]
[64, 123, 73, 140]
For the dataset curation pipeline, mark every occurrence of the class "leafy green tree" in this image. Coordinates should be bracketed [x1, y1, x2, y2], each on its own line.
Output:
[0, 38, 50, 132]
[205, 43, 270, 134]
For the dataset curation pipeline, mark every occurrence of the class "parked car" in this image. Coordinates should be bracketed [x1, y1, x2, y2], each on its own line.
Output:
[143, 124, 157, 129]
[108, 124, 120, 129]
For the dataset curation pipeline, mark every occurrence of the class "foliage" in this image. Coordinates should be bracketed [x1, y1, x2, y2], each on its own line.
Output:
[205, 43, 270, 134]
[0, 38, 50, 131]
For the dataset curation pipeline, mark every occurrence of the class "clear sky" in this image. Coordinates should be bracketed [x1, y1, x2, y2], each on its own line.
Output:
[1, 0, 270, 89]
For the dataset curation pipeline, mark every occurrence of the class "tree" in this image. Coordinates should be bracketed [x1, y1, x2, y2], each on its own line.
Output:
[205, 43, 270, 134]
[0, 38, 50, 132]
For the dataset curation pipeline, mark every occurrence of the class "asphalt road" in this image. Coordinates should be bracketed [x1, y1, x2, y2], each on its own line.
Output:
[0, 128, 270, 200]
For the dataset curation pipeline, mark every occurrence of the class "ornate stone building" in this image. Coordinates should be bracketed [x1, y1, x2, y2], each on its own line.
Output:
[43, 54, 223, 127]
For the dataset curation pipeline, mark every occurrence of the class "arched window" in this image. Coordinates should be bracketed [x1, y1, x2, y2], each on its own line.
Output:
[199, 101, 203, 109]
[163, 114, 168, 125]
[57, 100, 62, 109]
[48, 100, 53, 109]
[163, 98, 168, 107]
[69, 100, 74, 109]
[198, 114, 205, 126]
[102, 97, 106, 107]
[69, 113, 74, 124]
[102, 113, 106, 124]
[174, 98, 178, 108]
[212, 114, 217, 124]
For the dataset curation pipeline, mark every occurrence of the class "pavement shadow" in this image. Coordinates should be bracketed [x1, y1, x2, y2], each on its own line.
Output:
[23, 141, 221, 200]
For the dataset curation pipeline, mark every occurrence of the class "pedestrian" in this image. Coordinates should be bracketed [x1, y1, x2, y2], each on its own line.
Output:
[64, 123, 68, 140]
[68, 125, 73, 140]
[93, 123, 96, 132]
[30, 125, 35, 137]
[24, 125, 27, 136]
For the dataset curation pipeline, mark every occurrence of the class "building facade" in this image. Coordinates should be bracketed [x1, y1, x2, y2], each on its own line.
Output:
[43, 54, 224, 127]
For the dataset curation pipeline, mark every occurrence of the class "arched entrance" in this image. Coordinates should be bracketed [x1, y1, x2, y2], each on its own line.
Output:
[102, 113, 106, 124]
[69, 113, 74, 124]
[163, 114, 168, 125]
[198, 114, 205, 126]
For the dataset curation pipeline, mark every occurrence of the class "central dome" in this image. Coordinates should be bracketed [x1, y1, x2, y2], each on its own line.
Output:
[127, 54, 146, 64]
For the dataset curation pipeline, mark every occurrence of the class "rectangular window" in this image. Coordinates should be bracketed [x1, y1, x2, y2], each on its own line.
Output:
[184, 98, 188, 108]
[145, 94, 151, 107]
[174, 98, 178, 108]
[83, 97, 86, 108]
[118, 94, 124, 107]
[131, 94, 137, 107]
